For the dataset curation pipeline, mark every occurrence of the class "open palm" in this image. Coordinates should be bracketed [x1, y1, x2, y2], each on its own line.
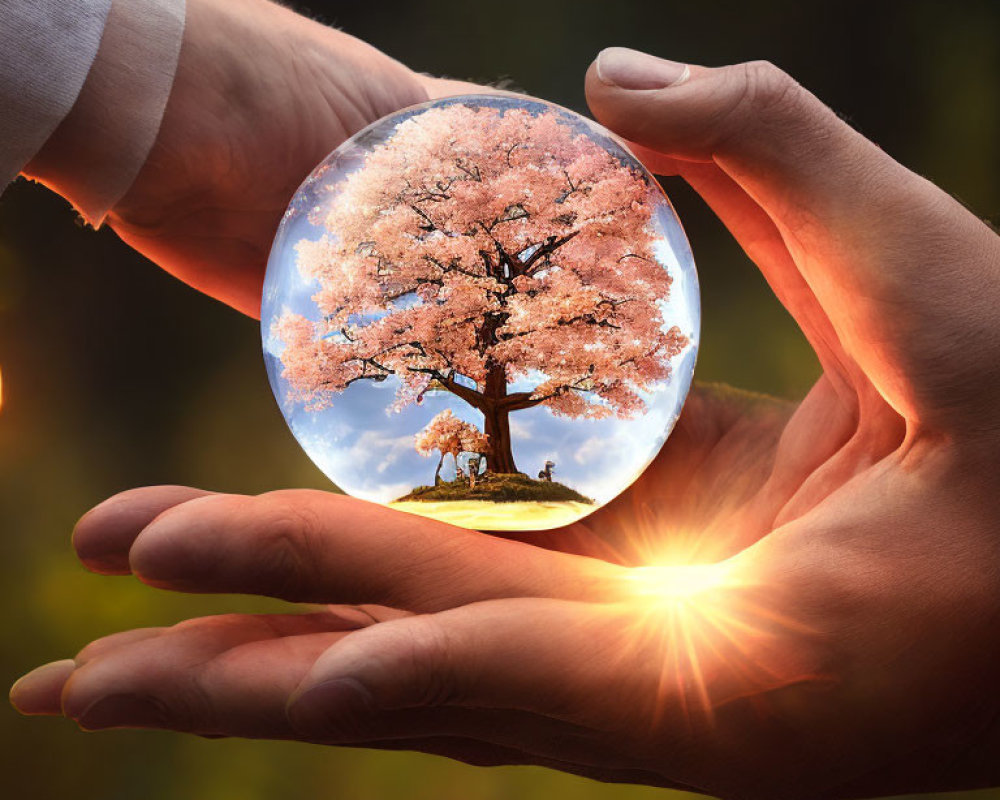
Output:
[13, 50, 1000, 800]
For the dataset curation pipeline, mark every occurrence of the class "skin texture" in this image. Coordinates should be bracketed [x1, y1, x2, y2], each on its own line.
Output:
[8, 10, 1000, 800]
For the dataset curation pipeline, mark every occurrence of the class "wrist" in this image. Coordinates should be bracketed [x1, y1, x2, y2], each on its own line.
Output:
[22, 0, 185, 226]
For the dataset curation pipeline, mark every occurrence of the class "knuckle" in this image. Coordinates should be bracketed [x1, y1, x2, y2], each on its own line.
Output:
[713, 60, 811, 148]
[739, 60, 801, 113]
[256, 499, 326, 599]
[390, 616, 467, 708]
[178, 671, 220, 733]
[73, 660, 210, 734]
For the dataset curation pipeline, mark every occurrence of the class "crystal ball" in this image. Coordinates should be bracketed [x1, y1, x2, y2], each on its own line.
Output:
[262, 94, 699, 531]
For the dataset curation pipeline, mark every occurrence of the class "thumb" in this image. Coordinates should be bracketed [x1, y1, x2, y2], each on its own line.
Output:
[586, 47, 881, 209]
[586, 48, 1000, 430]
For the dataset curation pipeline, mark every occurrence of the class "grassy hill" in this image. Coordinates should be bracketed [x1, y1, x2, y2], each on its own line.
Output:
[396, 473, 593, 504]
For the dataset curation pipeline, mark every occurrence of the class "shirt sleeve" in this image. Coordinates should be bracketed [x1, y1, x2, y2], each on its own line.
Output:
[0, 0, 113, 190]
[1, 0, 186, 225]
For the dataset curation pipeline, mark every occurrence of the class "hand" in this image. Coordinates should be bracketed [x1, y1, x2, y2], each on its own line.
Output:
[24, 0, 474, 317]
[13, 49, 1000, 800]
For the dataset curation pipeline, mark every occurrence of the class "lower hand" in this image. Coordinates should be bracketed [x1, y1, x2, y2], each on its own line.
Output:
[13, 50, 1000, 800]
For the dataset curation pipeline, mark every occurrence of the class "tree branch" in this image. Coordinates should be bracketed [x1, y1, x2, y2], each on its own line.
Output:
[429, 256, 485, 280]
[500, 375, 597, 411]
[409, 203, 438, 231]
[499, 391, 545, 412]
[520, 231, 580, 275]
[406, 367, 486, 409]
[505, 142, 520, 167]
[496, 310, 623, 341]
[454, 158, 481, 181]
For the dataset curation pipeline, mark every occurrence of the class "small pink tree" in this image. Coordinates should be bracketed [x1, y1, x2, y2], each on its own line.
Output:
[275, 103, 688, 474]
[415, 410, 488, 485]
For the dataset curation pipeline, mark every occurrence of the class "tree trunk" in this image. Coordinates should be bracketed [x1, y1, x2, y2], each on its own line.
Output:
[433, 452, 444, 485]
[481, 361, 518, 473]
[482, 403, 517, 473]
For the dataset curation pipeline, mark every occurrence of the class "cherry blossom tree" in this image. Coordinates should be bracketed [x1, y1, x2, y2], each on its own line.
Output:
[414, 410, 488, 485]
[275, 101, 688, 474]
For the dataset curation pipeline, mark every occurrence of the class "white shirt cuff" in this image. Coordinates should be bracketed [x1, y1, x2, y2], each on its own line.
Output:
[65, 0, 186, 224]
[0, 0, 113, 191]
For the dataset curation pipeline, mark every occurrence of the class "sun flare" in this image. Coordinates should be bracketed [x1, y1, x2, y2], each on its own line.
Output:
[615, 533, 818, 727]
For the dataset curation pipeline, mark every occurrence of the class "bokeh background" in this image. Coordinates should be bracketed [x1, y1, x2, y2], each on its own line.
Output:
[1, 1, 998, 799]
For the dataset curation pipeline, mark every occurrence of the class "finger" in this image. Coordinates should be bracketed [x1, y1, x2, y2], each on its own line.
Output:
[10, 633, 167, 716]
[61, 613, 358, 737]
[9, 660, 75, 715]
[52, 613, 616, 758]
[287, 598, 707, 775]
[75, 627, 166, 665]
[12, 604, 390, 719]
[35, 617, 682, 787]
[120, 489, 620, 610]
[287, 591, 824, 775]
[71, 607, 392, 668]
[288, 599, 635, 733]
[586, 49, 1000, 427]
[74, 486, 214, 574]
[53, 610, 685, 783]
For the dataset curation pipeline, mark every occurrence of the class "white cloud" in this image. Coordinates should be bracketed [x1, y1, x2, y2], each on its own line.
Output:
[295, 426, 418, 502]
[573, 435, 614, 466]
[509, 417, 535, 438]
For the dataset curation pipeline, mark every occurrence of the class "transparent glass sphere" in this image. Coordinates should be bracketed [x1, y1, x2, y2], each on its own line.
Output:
[262, 94, 699, 531]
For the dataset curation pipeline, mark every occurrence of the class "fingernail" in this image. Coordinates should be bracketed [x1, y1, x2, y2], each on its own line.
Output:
[287, 678, 373, 739]
[9, 659, 75, 715]
[77, 694, 165, 730]
[596, 47, 690, 90]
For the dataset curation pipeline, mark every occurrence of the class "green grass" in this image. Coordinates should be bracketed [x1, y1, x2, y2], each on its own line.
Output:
[396, 472, 594, 504]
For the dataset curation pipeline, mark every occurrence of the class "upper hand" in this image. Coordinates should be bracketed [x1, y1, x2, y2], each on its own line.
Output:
[29, 0, 475, 317]
[12, 48, 1000, 800]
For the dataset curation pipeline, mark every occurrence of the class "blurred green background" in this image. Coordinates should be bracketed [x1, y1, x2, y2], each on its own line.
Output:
[2, 1, 999, 798]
